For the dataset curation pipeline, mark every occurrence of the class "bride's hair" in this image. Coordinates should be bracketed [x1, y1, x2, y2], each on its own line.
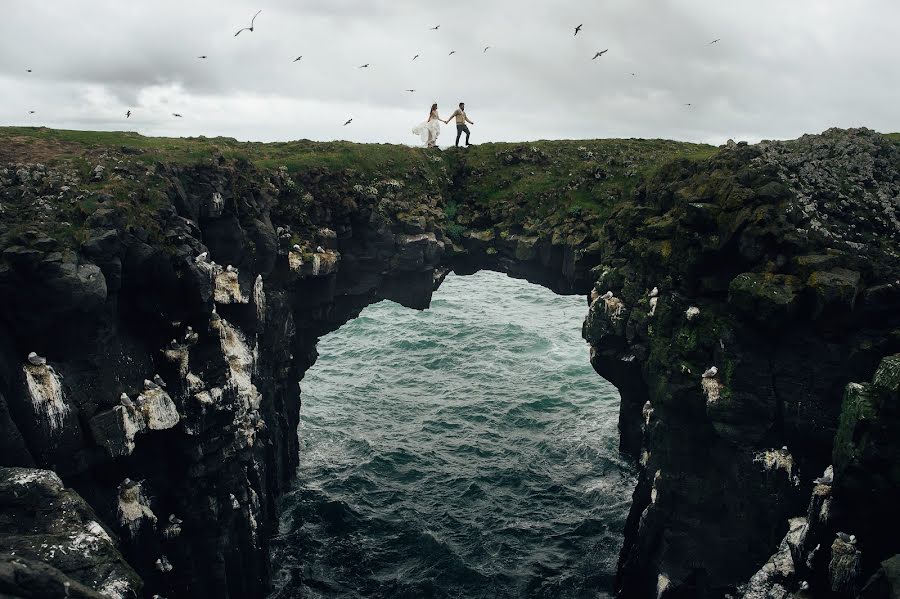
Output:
[430, 103, 438, 116]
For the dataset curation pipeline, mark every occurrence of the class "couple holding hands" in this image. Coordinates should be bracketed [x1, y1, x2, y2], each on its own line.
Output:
[413, 102, 474, 148]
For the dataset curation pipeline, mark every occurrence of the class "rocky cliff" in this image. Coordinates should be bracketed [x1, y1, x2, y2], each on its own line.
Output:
[0, 127, 897, 598]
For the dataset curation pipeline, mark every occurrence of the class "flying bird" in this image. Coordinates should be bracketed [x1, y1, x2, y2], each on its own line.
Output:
[234, 10, 261, 36]
[406, 89, 416, 93]
[483, 46, 491, 53]
[684, 103, 692, 107]
[28, 110, 36, 114]
[709, 38, 721, 45]
[343, 118, 353, 126]
[198, 55, 207, 59]
[592, 50, 609, 59]
[449, 50, 456, 56]
[574, 24, 583, 36]
[412, 54, 420, 61]
[126, 110, 131, 118]
[358, 63, 370, 68]
[430, 25, 440, 30]
[293, 56, 302, 62]
[26, 69, 32, 73]
[173, 113, 183, 117]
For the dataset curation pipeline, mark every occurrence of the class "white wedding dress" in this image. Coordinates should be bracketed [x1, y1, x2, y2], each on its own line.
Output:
[412, 112, 442, 146]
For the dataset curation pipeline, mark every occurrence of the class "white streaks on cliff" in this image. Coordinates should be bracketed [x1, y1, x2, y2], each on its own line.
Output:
[214, 267, 249, 304]
[162, 344, 190, 379]
[99, 575, 137, 599]
[651, 469, 662, 504]
[211, 316, 263, 448]
[648, 287, 659, 317]
[656, 573, 671, 599]
[117, 479, 157, 537]
[754, 448, 800, 486]
[136, 387, 180, 431]
[253, 274, 266, 322]
[9, 468, 63, 488]
[23, 362, 70, 433]
[70, 520, 114, 558]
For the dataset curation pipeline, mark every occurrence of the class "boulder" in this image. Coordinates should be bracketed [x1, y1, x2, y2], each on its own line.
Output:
[0, 468, 141, 597]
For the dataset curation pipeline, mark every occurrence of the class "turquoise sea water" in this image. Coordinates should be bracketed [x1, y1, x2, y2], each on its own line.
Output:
[270, 271, 635, 598]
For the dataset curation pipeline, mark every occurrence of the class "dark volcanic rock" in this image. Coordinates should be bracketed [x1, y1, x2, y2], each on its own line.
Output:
[0, 127, 898, 598]
[0, 467, 140, 597]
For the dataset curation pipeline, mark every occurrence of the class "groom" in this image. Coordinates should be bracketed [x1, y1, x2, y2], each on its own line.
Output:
[445, 102, 474, 147]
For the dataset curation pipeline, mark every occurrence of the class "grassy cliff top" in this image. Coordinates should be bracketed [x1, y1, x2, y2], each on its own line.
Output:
[2, 126, 898, 261]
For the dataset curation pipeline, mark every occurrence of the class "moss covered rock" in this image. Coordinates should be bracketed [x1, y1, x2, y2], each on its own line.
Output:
[728, 273, 804, 325]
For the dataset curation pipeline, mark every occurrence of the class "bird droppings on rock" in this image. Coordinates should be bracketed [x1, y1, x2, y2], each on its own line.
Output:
[214, 265, 249, 304]
[23, 361, 70, 434]
[753, 448, 800, 486]
[116, 479, 156, 537]
[656, 573, 670, 599]
[253, 274, 266, 322]
[651, 470, 662, 504]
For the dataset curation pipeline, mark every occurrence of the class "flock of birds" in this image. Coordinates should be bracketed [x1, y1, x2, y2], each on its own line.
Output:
[21, 10, 724, 127]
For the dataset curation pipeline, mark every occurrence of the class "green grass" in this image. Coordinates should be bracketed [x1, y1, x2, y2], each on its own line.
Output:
[0, 127, 720, 258]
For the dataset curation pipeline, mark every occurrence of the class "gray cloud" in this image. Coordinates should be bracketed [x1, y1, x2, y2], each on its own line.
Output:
[1, 0, 898, 145]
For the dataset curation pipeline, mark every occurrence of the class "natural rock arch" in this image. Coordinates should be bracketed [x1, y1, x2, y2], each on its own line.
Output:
[1, 127, 898, 598]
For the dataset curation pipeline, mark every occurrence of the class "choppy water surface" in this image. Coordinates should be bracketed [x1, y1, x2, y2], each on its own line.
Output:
[270, 271, 635, 598]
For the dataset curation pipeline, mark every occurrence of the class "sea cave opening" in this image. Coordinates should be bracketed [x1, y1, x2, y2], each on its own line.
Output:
[269, 270, 636, 598]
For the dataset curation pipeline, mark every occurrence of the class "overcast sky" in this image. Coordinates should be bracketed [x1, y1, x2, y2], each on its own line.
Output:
[1, 0, 898, 146]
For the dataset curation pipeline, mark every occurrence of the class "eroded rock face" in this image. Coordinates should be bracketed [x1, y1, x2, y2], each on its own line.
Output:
[0, 467, 141, 597]
[0, 128, 898, 598]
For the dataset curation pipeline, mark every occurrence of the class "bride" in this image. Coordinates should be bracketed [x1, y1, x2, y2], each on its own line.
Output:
[412, 103, 444, 148]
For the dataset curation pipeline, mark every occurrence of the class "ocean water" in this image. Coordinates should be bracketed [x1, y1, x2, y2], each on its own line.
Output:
[269, 270, 636, 598]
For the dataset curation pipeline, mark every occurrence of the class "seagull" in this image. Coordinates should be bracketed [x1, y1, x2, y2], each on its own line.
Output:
[358, 64, 370, 68]
[144, 378, 161, 391]
[195, 251, 209, 263]
[316, 246, 325, 253]
[291, 244, 302, 252]
[406, 89, 416, 93]
[27, 352, 46, 366]
[702, 366, 718, 378]
[293, 56, 302, 62]
[836, 532, 854, 544]
[343, 118, 353, 126]
[234, 10, 261, 36]
[684, 103, 693, 107]
[28, 110, 36, 114]
[709, 38, 721, 45]
[412, 54, 420, 61]
[153, 374, 167, 388]
[198, 55, 207, 59]
[592, 50, 609, 59]
[173, 113, 183, 118]
[449, 50, 456, 56]
[574, 24, 583, 36]
[430, 25, 440, 30]
[483, 46, 491, 53]
[630, 72, 636, 76]
[126, 110, 131, 118]
[814, 465, 834, 485]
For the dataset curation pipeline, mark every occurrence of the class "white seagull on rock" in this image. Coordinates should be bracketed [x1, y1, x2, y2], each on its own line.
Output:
[702, 366, 718, 378]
